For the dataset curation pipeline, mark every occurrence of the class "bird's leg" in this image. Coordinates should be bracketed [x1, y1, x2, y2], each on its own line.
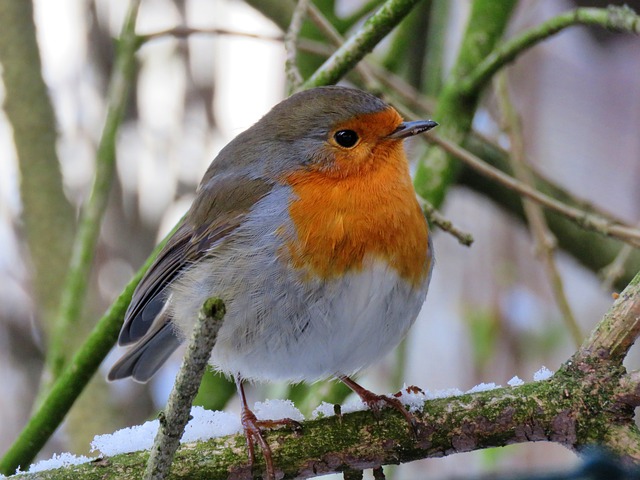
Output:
[236, 376, 276, 479]
[338, 375, 419, 432]
[235, 376, 303, 480]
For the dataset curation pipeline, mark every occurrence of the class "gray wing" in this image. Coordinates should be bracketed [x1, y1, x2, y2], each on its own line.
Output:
[108, 174, 273, 382]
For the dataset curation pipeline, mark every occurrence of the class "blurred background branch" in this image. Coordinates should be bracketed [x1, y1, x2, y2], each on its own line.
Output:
[0, 0, 75, 343]
[44, 0, 142, 387]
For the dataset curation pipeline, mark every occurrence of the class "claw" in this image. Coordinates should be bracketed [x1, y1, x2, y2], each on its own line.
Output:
[240, 407, 275, 479]
[236, 377, 302, 479]
[339, 375, 421, 436]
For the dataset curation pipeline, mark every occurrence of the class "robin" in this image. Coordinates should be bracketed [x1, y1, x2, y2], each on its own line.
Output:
[108, 86, 437, 478]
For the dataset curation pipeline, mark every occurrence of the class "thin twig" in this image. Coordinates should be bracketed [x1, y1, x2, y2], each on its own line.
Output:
[602, 243, 636, 292]
[144, 298, 226, 480]
[495, 73, 582, 347]
[285, 0, 309, 92]
[424, 133, 640, 248]
[418, 196, 474, 246]
[140, 26, 282, 43]
[460, 6, 640, 97]
[366, 61, 436, 113]
[306, 2, 344, 47]
[298, 37, 334, 56]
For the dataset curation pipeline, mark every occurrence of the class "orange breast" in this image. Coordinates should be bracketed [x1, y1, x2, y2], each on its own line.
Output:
[283, 139, 430, 288]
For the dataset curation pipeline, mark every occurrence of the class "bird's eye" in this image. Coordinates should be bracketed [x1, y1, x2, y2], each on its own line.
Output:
[333, 130, 359, 148]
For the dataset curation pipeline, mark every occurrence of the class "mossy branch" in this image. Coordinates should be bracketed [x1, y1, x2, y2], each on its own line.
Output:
[8, 270, 640, 478]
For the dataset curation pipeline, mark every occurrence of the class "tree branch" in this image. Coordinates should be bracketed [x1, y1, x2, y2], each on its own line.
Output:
[284, 0, 308, 92]
[460, 6, 640, 97]
[425, 133, 640, 248]
[578, 273, 640, 364]
[145, 299, 226, 480]
[302, 0, 424, 89]
[418, 196, 474, 247]
[11, 271, 640, 478]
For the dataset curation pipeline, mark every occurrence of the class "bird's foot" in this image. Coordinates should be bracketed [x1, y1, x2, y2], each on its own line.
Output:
[241, 407, 302, 480]
[340, 376, 421, 434]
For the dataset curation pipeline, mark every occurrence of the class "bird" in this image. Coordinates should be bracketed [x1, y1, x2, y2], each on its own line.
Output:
[108, 86, 437, 478]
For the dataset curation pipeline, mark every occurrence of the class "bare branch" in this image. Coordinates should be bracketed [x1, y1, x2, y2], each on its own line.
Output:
[602, 243, 637, 292]
[425, 133, 640, 248]
[145, 299, 226, 480]
[284, 0, 309, 92]
[140, 26, 282, 43]
[495, 73, 582, 347]
[418, 196, 474, 247]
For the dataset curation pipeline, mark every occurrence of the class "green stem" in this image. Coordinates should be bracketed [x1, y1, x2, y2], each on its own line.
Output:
[380, 0, 431, 84]
[243, 0, 295, 31]
[422, 0, 448, 95]
[460, 6, 640, 97]
[302, 0, 424, 89]
[413, 0, 517, 207]
[45, 0, 142, 382]
[342, 0, 385, 29]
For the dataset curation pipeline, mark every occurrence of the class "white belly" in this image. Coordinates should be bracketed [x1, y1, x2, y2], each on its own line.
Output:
[170, 255, 427, 383]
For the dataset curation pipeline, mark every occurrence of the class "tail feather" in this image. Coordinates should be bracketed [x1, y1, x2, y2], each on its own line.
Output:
[108, 323, 182, 383]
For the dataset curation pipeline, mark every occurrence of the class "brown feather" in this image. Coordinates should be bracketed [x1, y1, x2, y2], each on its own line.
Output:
[117, 174, 273, 346]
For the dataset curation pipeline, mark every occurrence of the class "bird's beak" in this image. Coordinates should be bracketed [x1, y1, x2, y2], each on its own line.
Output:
[387, 120, 438, 139]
